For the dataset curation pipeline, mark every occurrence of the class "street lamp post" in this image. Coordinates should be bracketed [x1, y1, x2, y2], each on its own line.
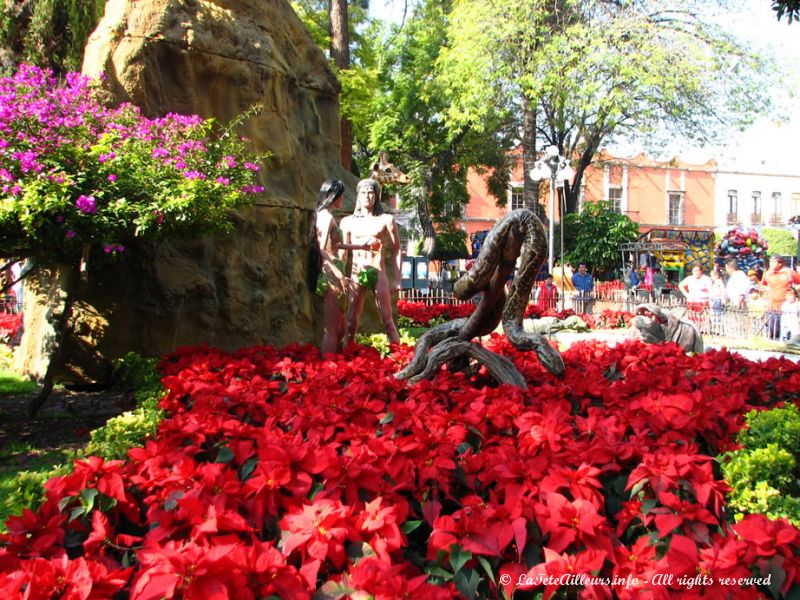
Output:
[529, 146, 575, 307]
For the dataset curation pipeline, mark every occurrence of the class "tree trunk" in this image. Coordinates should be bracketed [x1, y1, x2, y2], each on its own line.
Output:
[417, 189, 436, 256]
[521, 99, 543, 219]
[565, 137, 601, 214]
[27, 264, 77, 418]
[417, 171, 436, 256]
[330, 0, 352, 171]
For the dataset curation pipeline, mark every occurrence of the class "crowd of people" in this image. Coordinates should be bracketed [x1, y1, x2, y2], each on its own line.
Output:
[532, 253, 800, 342]
[677, 255, 800, 341]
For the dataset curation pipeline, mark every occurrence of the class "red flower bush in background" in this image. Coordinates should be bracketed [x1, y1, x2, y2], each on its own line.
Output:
[397, 300, 476, 326]
[398, 301, 633, 331]
[2, 338, 800, 598]
[0, 312, 22, 344]
[595, 280, 625, 295]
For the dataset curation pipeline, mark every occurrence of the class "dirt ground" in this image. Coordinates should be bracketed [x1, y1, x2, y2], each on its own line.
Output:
[0, 386, 133, 456]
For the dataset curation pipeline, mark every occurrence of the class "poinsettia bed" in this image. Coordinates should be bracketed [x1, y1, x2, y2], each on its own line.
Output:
[2, 338, 799, 598]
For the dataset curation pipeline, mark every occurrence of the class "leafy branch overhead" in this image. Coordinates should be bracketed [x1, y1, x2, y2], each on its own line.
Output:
[437, 0, 777, 214]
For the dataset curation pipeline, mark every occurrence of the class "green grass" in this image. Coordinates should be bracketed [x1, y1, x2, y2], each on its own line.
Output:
[0, 442, 72, 526]
[0, 369, 37, 396]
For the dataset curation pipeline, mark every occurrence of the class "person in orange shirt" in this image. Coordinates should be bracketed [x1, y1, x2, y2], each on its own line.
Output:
[761, 255, 800, 340]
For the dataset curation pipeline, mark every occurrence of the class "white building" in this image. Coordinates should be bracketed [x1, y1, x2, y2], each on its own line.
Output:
[714, 156, 800, 230]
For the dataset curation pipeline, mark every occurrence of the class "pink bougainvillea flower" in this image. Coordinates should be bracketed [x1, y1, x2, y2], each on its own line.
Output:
[75, 194, 97, 214]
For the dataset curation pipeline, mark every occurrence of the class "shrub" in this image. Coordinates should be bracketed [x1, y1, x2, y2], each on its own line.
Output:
[720, 403, 800, 525]
[354, 331, 417, 356]
[2, 352, 165, 519]
[83, 353, 164, 460]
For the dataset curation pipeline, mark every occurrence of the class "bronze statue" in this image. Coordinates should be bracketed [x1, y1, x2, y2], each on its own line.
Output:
[396, 209, 565, 388]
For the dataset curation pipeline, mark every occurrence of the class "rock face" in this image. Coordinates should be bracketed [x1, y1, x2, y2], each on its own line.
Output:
[18, 0, 357, 381]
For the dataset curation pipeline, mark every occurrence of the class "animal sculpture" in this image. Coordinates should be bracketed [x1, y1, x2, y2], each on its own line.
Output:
[629, 303, 703, 353]
[396, 209, 565, 388]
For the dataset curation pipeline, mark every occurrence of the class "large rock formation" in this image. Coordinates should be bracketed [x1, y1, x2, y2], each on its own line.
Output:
[18, 0, 356, 381]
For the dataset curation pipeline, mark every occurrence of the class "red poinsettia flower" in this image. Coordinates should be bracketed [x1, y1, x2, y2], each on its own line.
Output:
[280, 498, 357, 569]
[227, 542, 309, 599]
[345, 556, 454, 599]
[354, 497, 405, 562]
[131, 538, 250, 600]
[3, 506, 67, 558]
[428, 504, 514, 558]
[535, 492, 611, 554]
[732, 514, 800, 558]
[0, 554, 131, 599]
[524, 547, 609, 600]
[540, 464, 605, 505]
[612, 535, 660, 597]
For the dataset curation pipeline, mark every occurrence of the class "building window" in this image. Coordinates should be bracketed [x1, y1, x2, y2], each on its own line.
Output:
[771, 192, 782, 223]
[792, 193, 800, 221]
[726, 190, 738, 224]
[668, 191, 684, 225]
[510, 186, 524, 210]
[728, 190, 738, 214]
[752, 191, 761, 224]
[607, 187, 622, 213]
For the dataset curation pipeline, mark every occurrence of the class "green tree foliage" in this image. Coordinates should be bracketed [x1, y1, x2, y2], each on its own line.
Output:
[291, 0, 376, 172]
[772, 0, 800, 22]
[428, 227, 469, 261]
[439, 0, 776, 215]
[762, 228, 798, 258]
[294, 1, 515, 254]
[365, 0, 515, 254]
[0, 0, 105, 75]
[563, 201, 639, 275]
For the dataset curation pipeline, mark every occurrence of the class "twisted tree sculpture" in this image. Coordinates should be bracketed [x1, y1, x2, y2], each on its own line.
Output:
[396, 209, 565, 388]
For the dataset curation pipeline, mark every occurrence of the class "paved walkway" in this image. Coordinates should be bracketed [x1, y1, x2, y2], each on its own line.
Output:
[553, 330, 800, 364]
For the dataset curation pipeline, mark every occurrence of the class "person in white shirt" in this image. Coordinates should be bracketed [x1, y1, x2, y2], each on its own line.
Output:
[724, 258, 750, 309]
[678, 265, 712, 326]
[781, 287, 800, 341]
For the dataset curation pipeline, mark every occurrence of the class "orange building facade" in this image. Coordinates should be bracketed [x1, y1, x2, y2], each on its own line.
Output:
[580, 153, 716, 227]
[458, 151, 718, 251]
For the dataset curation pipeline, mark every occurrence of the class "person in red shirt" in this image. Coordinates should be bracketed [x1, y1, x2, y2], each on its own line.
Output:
[761, 255, 800, 339]
[537, 275, 559, 310]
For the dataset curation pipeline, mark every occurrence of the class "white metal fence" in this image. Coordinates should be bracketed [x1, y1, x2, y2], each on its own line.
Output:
[399, 285, 792, 342]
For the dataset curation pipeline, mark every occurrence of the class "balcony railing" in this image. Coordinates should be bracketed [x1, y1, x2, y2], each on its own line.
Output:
[769, 214, 784, 225]
[726, 212, 739, 225]
[751, 213, 762, 225]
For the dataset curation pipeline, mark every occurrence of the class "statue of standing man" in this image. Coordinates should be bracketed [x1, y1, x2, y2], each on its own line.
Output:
[340, 178, 402, 345]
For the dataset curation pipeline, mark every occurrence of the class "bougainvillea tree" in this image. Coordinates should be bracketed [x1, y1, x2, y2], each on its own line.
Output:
[0, 64, 267, 414]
